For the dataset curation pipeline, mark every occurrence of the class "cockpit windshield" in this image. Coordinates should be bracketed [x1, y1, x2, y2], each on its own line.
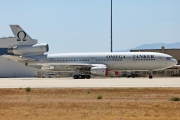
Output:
[166, 57, 171, 60]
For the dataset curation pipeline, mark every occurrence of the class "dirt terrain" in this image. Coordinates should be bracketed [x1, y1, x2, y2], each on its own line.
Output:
[0, 88, 180, 120]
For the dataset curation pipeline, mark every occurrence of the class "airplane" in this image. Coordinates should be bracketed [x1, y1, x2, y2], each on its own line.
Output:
[2, 25, 178, 79]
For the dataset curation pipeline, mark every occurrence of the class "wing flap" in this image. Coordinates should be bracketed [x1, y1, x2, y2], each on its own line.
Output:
[32, 63, 92, 71]
[29, 63, 106, 71]
[34, 63, 92, 67]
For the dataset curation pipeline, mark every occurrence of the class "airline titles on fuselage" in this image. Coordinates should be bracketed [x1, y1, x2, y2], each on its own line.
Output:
[133, 55, 155, 58]
[106, 55, 126, 59]
[106, 55, 155, 59]
[48, 54, 156, 62]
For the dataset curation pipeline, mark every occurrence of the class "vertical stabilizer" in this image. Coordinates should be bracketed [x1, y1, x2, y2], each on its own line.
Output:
[10, 25, 37, 45]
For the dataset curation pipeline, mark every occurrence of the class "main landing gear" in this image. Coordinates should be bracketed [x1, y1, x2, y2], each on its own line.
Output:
[73, 75, 91, 79]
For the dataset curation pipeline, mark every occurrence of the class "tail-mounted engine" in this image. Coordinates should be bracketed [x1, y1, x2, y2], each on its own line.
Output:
[8, 43, 49, 55]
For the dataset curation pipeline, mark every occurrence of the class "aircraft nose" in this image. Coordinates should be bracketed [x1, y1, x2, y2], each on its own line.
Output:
[174, 59, 178, 65]
[172, 59, 178, 66]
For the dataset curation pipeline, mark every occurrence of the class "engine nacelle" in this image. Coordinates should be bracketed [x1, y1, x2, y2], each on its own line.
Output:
[90, 67, 108, 76]
[8, 43, 49, 55]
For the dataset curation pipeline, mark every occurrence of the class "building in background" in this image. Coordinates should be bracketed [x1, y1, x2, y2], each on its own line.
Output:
[0, 37, 37, 77]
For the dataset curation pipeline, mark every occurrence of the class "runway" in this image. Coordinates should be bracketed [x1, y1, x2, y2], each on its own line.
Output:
[0, 77, 180, 88]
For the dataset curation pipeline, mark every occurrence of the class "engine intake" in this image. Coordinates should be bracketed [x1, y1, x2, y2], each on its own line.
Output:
[8, 43, 49, 55]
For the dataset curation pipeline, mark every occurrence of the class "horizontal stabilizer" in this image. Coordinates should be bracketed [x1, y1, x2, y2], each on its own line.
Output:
[2, 55, 36, 62]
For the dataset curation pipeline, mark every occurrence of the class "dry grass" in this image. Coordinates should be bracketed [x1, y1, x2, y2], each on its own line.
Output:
[0, 88, 180, 120]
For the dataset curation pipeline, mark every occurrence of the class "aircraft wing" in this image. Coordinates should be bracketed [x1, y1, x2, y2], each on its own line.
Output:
[30, 63, 106, 71]
[2, 55, 37, 62]
[2, 54, 106, 71]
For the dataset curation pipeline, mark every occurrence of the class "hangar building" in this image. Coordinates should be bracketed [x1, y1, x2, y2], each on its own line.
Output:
[0, 37, 37, 77]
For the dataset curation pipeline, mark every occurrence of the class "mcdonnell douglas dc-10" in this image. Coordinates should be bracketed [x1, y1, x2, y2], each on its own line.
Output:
[3, 25, 177, 79]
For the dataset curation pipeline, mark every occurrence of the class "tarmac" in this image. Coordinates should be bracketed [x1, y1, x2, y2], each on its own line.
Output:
[0, 77, 180, 88]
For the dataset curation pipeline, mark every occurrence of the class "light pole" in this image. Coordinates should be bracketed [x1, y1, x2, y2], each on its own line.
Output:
[110, 0, 113, 52]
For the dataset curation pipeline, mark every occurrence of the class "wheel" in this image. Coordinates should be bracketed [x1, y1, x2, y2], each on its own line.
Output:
[73, 75, 79, 79]
[127, 75, 131, 78]
[79, 75, 86, 79]
[42, 76, 45, 78]
[149, 75, 153, 79]
[148, 71, 153, 79]
[73, 75, 87, 79]
[85, 75, 91, 79]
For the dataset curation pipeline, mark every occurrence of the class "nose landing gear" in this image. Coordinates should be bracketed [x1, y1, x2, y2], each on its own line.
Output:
[149, 71, 153, 79]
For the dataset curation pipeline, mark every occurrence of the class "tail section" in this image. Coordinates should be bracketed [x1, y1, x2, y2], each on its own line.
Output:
[10, 25, 37, 45]
[7, 25, 48, 56]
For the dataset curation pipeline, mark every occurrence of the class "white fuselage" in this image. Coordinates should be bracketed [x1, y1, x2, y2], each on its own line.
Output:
[33, 52, 177, 72]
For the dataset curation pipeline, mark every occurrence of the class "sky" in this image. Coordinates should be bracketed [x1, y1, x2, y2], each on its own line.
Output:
[0, 0, 180, 54]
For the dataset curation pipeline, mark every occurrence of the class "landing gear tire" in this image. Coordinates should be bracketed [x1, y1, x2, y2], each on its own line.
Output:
[149, 75, 153, 79]
[73, 75, 79, 79]
[85, 75, 91, 79]
[79, 75, 86, 79]
[132, 76, 135, 78]
[73, 75, 90, 79]
[127, 75, 131, 78]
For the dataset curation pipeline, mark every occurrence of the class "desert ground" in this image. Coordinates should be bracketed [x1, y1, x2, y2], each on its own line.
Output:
[0, 88, 180, 120]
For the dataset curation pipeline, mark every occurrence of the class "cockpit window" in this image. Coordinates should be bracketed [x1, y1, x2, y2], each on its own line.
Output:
[166, 57, 171, 60]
